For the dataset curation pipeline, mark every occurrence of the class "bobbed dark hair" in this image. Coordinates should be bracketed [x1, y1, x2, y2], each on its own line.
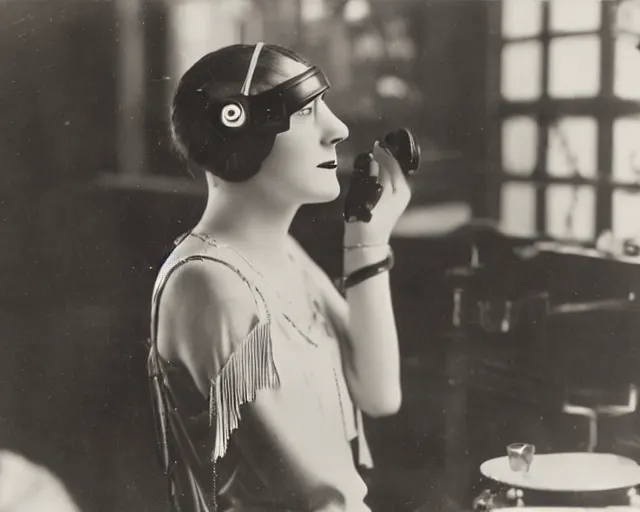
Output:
[170, 43, 313, 182]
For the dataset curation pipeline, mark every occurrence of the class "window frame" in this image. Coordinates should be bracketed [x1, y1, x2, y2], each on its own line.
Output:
[487, 0, 640, 243]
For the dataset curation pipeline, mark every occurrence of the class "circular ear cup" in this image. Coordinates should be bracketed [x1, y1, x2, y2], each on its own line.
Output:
[220, 101, 247, 128]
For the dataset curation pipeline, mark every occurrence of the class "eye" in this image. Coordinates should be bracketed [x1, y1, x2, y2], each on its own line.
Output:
[296, 106, 314, 116]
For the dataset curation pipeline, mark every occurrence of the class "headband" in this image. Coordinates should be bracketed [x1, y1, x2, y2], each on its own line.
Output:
[214, 43, 331, 137]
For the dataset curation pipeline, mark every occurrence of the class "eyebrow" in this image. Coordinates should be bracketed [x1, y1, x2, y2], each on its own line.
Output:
[297, 94, 325, 115]
[300, 96, 322, 111]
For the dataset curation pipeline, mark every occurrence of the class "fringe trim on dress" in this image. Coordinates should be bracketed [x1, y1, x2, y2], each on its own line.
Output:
[209, 322, 280, 461]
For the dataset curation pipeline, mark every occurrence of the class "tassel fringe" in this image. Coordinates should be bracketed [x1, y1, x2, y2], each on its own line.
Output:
[209, 322, 280, 461]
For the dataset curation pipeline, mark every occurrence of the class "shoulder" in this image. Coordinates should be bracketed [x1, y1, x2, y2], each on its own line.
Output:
[154, 253, 264, 392]
[157, 253, 257, 309]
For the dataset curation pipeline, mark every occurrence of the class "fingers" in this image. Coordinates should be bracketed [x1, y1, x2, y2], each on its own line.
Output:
[366, 153, 380, 178]
[358, 141, 413, 222]
[372, 141, 404, 193]
[368, 152, 394, 195]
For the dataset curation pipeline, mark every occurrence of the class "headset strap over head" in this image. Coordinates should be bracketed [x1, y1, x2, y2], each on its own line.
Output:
[216, 42, 330, 137]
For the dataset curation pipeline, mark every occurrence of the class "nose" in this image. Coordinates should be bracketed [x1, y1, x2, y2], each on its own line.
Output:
[320, 103, 349, 147]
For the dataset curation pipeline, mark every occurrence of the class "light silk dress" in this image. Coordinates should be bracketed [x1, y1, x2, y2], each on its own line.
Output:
[148, 232, 373, 511]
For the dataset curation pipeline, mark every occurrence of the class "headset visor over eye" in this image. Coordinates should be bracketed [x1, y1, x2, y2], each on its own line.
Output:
[217, 66, 330, 135]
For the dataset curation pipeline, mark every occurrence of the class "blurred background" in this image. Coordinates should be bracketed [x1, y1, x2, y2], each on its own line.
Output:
[2, 0, 640, 510]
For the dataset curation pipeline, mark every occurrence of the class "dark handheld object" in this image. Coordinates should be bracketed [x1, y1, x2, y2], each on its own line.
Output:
[344, 128, 421, 223]
[381, 128, 421, 176]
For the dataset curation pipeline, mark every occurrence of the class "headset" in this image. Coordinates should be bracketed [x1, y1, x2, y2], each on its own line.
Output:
[204, 42, 422, 217]
[212, 42, 331, 138]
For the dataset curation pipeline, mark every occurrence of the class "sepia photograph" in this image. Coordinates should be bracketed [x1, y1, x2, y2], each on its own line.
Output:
[2, 0, 640, 510]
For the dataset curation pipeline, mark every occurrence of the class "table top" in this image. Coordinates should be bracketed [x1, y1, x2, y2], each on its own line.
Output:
[480, 452, 640, 492]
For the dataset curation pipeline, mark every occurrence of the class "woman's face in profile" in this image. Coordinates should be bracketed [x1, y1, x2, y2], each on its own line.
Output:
[252, 68, 350, 206]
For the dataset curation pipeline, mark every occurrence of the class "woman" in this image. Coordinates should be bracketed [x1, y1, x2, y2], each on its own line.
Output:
[148, 42, 411, 511]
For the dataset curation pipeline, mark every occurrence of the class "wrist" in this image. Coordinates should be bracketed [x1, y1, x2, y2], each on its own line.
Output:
[343, 244, 392, 274]
[343, 224, 389, 248]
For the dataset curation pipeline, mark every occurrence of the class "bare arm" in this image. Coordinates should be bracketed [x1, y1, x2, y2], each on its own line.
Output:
[156, 259, 260, 396]
[294, 143, 409, 417]
[341, 245, 401, 417]
[338, 142, 412, 417]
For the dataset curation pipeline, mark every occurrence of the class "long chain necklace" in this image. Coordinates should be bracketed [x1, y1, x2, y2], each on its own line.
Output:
[189, 232, 320, 347]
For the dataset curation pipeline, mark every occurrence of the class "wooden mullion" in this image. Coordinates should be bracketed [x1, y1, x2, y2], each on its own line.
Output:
[500, 28, 601, 46]
[485, 0, 503, 221]
[596, 0, 616, 235]
[535, 0, 551, 235]
[492, 173, 640, 192]
[500, 98, 640, 117]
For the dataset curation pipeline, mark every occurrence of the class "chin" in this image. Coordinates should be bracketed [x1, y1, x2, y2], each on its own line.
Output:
[303, 177, 342, 204]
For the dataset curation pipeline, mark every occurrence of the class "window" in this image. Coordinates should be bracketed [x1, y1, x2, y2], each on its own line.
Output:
[548, 35, 600, 98]
[502, 116, 538, 175]
[501, 182, 537, 237]
[494, 0, 640, 242]
[500, 41, 543, 101]
[546, 117, 598, 179]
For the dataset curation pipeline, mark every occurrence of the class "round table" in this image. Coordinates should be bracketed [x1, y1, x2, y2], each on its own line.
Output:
[472, 452, 640, 511]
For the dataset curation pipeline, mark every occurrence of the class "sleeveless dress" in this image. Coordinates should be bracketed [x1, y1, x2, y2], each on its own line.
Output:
[147, 232, 374, 511]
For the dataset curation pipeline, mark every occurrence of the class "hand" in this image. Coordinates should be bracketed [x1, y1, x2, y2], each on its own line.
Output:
[344, 141, 412, 245]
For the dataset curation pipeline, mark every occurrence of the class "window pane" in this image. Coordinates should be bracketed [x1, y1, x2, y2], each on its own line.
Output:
[502, 0, 543, 38]
[501, 41, 542, 101]
[613, 189, 640, 238]
[613, 117, 640, 183]
[500, 182, 537, 237]
[549, 35, 601, 98]
[614, 39, 640, 100]
[614, 0, 640, 39]
[545, 185, 596, 241]
[549, 0, 601, 32]
[546, 117, 598, 178]
[502, 117, 538, 176]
